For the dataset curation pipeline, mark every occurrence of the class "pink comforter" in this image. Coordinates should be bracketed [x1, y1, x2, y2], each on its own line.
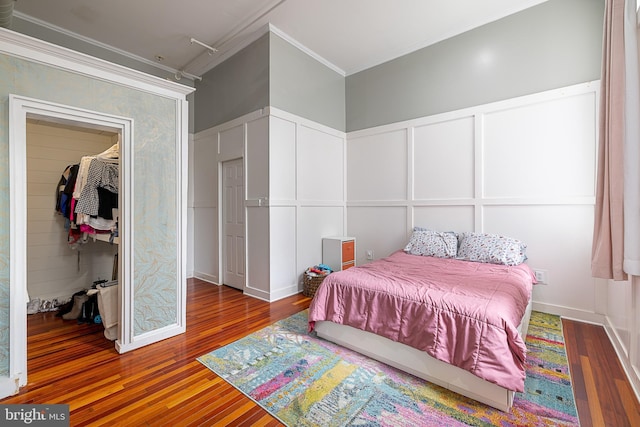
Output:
[308, 251, 535, 392]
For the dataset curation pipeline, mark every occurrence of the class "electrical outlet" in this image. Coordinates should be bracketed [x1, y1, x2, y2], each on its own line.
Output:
[366, 250, 374, 260]
[534, 269, 548, 284]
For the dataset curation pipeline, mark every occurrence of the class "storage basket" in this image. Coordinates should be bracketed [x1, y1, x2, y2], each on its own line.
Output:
[303, 272, 327, 298]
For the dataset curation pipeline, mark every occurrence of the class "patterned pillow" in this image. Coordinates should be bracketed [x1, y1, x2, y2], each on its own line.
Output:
[404, 228, 458, 258]
[457, 232, 527, 266]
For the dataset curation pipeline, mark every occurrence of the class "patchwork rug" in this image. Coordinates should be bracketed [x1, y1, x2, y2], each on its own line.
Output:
[197, 311, 579, 426]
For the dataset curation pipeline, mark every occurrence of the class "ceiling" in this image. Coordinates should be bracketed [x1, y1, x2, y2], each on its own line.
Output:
[12, 0, 548, 81]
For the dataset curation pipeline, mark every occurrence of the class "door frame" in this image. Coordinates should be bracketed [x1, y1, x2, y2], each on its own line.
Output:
[8, 94, 134, 392]
[219, 157, 246, 291]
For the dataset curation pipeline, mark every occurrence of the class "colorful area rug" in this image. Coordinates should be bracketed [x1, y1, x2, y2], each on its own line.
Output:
[197, 310, 579, 426]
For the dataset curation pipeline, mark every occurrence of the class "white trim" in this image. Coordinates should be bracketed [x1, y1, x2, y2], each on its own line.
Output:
[194, 109, 267, 141]
[266, 106, 346, 138]
[531, 301, 606, 324]
[7, 94, 135, 398]
[193, 272, 220, 285]
[604, 317, 640, 403]
[0, 27, 194, 98]
[243, 285, 272, 302]
[347, 80, 600, 139]
[8, 95, 28, 392]
[0, 376, 21, 399]
[178, 100, 189, 334]
[267, 24, 346, 76]
[116, 324, 185, 354]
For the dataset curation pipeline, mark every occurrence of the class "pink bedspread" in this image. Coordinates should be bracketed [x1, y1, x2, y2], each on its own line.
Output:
[308, 251, 535, 392]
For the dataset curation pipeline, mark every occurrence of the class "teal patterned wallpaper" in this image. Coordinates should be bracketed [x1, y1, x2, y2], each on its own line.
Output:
[0, 54, 180, 376]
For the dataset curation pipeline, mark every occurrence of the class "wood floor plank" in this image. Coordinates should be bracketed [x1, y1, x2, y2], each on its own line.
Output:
[1, 279, 638, 426]
[580, 355, 607, 427]
[617, 377, 640, 427]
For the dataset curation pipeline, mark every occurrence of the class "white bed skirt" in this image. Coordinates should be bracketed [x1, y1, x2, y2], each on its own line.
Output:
[315, 298, 533, 412]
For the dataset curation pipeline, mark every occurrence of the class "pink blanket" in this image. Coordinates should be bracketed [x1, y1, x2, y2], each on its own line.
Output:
[308, 251, 535, 391]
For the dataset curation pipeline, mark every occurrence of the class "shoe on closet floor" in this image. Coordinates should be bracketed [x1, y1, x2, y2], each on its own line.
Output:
[26, 298, 40, 315]
[62, 294, 88, 320]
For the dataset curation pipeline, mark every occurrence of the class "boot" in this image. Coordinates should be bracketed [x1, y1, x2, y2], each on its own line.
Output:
[62, 294, 88, 320]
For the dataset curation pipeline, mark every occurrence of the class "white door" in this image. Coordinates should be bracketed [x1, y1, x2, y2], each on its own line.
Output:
[222, 158, 245, 290]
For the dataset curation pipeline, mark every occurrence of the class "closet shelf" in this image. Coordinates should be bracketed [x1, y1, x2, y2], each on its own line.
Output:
[89, 233, 119, 245]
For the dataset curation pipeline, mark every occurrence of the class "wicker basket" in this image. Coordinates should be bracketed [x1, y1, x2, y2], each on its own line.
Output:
[303, 272, 327, 298]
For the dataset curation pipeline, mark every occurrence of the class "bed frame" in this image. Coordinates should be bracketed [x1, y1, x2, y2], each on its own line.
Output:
[315, 298, 533, 412]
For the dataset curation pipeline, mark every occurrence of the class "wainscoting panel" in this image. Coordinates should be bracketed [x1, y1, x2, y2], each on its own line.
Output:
[297, 124, 344, 202]
[412, 206, 475, 234]
[346, 206, 408, 262]
[483, 92, 596, 199]
[269, 117, 296, 201]
[346, 81, 599, 317]
[297, 206, 345, 275]
[347, 129, 408, 202]
[413, 117, 475, 200]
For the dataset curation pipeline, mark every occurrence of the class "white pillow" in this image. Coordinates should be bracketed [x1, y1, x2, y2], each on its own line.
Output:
[457, 232, 527, 266]
[404, 228, 458, 258]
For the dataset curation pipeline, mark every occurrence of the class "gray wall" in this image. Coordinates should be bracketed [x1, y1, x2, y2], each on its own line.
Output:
[194, 33, 270, 133]
[270, 33, 345, 131]
[194, 32, 345, 133]
[346, 0, 604, 131]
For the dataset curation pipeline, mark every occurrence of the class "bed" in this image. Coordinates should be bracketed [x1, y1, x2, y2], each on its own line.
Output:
[308, 232, 535, 412]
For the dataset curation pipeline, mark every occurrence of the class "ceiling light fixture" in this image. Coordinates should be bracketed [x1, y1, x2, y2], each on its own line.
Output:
[190, 38, 218, 56]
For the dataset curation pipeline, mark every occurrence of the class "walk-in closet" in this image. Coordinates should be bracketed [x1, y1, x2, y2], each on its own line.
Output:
[26, 118, 120, 342]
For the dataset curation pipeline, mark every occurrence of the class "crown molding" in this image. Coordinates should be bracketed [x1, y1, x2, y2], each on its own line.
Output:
[186, 23, 345, 78]
[268, 24, 345, 76]
[0, 26, 194, 98]
[12, 11, 200, 82]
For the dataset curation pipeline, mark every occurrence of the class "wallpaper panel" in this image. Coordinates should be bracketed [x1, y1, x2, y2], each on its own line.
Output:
[0, 53, 180, 375]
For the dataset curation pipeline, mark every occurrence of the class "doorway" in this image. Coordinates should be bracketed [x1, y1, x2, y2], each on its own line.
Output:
[222, 158, 245, 290]
[8, 94, 133, 393]
[26, 119, 119, 313]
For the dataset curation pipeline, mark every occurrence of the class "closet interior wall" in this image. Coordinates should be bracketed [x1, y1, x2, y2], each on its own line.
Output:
[26, 119, 118, 303]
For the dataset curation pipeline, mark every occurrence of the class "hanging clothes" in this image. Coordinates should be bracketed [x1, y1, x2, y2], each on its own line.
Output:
[55, 164, 79, 222]
[54, 140, 120, 248]
[74, 158, 119, 217]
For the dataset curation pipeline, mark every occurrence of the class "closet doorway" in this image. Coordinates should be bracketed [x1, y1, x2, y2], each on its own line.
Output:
[9, 95, 134, 390]
[26, 118, 119, 309]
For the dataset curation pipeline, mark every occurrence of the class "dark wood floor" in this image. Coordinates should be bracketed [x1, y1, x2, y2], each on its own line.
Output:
[562, 318, 640, 427]
[2, 278, 639, 426]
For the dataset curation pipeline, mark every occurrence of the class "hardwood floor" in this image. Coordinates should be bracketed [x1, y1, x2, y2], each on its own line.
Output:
[562, 318, 640, 427]
[2, 278, 639, 426]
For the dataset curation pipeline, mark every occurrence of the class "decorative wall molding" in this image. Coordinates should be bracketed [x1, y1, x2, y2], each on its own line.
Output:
[0, 27, 194, 99]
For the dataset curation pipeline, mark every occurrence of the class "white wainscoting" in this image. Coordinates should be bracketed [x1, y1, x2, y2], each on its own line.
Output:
[192, 108, 346, 301]
[345, 80, 600, 321]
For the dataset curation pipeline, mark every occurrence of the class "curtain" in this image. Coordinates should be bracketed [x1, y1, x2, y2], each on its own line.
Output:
[592, 0, 640, 280]
[623, 0, 640, 275]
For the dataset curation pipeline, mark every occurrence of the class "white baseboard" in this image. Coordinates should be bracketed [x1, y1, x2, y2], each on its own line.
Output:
[242, 285, 271, 302]
[603, 318, 640, 405]
[115, 324, 185, 354]
[0, 375, 24, 400]
[532, 301, 605, 324]
[192, 272, 219, 284]
[243, 283, 302, 302]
